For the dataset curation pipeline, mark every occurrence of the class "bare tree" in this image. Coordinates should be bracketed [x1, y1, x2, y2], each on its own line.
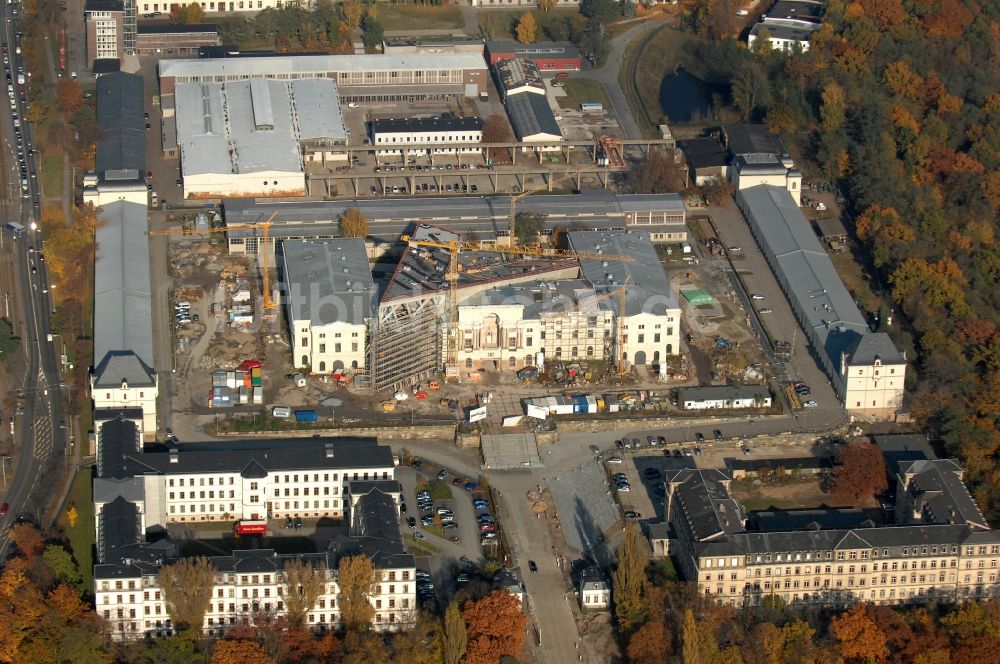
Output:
[283, 559, 326, 626]
[338, 555, 376, 631]
[158, 557, 216, 632]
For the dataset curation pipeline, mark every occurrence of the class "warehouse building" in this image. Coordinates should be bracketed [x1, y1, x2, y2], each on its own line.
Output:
[158, 52, 489, 102]
[85, 70, 149, 207]
[505, 92, 563, 147]
[370, 114, 483, 157]
[221, 191, 687, 255]
[282, 239, 376, 374]
[174, 77, 348, 198]
[735, 184, 905, 419]
[494, 57, 546, 100]
[91, 200, 158, 434]
[748, 0, 825, 53]
[485, 40, 581, 71]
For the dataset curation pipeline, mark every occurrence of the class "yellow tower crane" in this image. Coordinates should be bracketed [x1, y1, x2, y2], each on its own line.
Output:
[149, 212, 279, 309]
[399, 233, 635, 376]
[583, 275, 631, 374]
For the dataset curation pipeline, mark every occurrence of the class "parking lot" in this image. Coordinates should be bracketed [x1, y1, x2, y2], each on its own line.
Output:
[548, 459, 620, 557]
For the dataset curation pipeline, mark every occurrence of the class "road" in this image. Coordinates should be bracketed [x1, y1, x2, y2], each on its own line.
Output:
[0, 3, 69, 558]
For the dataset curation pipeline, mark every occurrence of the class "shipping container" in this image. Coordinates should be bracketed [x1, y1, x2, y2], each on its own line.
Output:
[294, 409, 318, 423]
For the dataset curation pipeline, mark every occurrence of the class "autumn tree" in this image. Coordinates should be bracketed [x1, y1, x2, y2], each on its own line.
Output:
[681, 607, 700, 664]
[282, 559, 325, 626]
[170, 2, 205, 24]
[157, 557, 215, 632]
[516, 12, 538, 44]
[42, 545, 83, 591]
[211, 639, 275, 664]
[627, 619, 672, 664]
[833, 442, 888, 501]
[482, 114, 514, 164]
[513, 212, 545, 246]
[55, 78, 83, 115]
[626, 148, 687, 194]
[10, 523, 45, 559]
[462, 590, 527, 664]
[831, 604, 889, 663]
[442, 600, 467, 664]
[338, 207, 368, 238]
[537, 0, 554, 10]
[338, 555, 375, 632]
[612, 523, 647, 632]
[341, 0, 363, 28]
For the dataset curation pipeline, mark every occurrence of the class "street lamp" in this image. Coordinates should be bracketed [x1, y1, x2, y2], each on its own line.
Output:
[28, 221, 36, 231]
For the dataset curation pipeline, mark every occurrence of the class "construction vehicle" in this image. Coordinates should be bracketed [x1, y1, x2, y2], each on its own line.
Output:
[596, 136, 625, 168]
[149, 213, 278, 309]
[398, 233, 635, 377]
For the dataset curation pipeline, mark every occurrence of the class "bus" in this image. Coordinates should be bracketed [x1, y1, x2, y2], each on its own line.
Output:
[580, 102, 604, 113]
[234, 519, 267, 536]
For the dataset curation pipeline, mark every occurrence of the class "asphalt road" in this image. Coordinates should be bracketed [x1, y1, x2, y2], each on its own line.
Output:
[0, 4, 68, 558]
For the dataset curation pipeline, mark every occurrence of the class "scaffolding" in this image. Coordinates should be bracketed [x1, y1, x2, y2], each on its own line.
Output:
[370, 295, 445, 393]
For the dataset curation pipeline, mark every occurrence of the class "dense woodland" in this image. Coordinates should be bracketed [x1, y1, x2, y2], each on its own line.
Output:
[682, 0, 1000, 520]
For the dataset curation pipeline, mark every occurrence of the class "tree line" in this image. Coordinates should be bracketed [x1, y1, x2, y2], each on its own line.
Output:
[680, 0, 1000, 521]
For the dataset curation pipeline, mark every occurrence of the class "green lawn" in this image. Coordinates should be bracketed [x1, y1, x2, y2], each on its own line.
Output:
[478, 8, 585, 40]
[57, 466, 95, 590]
[404, 534, 439, 556]
[622, 24, 697, 133]
[40, 150, 63, 201]
[378, 5, 465, 32]
[556, 77, 611, 111]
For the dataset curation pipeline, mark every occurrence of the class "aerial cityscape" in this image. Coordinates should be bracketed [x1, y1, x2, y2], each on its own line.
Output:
[0, 0, 996, 662]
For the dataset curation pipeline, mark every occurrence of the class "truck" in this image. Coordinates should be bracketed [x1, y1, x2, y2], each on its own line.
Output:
[4, 222, 25, 235]
[294, 409, 317, 423]
[234, 519, 267, 536]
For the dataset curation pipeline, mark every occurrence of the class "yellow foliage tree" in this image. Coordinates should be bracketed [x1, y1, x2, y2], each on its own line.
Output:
[65, 506, 78, 528]
[516, 12, 538, 44]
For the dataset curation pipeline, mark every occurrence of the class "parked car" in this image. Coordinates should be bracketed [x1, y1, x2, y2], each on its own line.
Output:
[713, 429, 723, 441]
[436, 470, 449, 480]
[406, 517, 416, 528]
[607, 456, 623, 464]
[589, 444, 600, 455]
[803, 400, 819, 408]
[528, 560, 538, 573]
[694, 432, 705, 443]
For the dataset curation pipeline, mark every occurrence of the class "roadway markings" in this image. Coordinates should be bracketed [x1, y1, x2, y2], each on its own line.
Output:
[32, 416, 51, 460]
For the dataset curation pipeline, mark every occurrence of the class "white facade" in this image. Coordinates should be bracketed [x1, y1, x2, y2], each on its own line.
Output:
[680, 386, 772, 411]
[731, 155, 802, 206]
[580, 580, 610, 610]
[621, 310, 680, 367]
[145, 463, 394, 527]
[842, 356, 906, 415]
[96, 555, 416, 639]
[92, 379, 159, 434]
[748, 29, 813, 53]
[291, 319, 367, 374]
[139, 0, 301, 15]
[181, 169, 306, 199]
[372, 119, 483, 157]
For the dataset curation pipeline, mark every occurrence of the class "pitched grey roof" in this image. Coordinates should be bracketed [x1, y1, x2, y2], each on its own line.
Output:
[722, 123, 786, 157]
[736, 185, 901, 376]
[335, 489, 414, 568]
[679, 137, 728, 169]
[749, 508, 880, 532]
[665, 469, 744, 542]
[93, 200, 154, 383]
[98, 496, 143, 565]
[281, 239, 376, 326]
[568, 230, 680, 315]
[901, 459, 988, 529]
[505, 92, 562, 141]
[845, 332, 904, 365]
[97, 414, 141, 479]
[118, 438, 393, 477]
[460, 280, 604, 321]
[96, 72, 146, 175]
[94, 477, 145, 506]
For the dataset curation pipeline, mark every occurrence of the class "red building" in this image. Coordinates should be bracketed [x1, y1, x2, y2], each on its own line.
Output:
[484, 40, 582, 72]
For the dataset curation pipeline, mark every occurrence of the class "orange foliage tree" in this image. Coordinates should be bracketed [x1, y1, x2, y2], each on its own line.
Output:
[831, 604, 889, 663]
[833, 442, 888, 501]
[461, 590, 527, 664]
[211, 639, 275, 664]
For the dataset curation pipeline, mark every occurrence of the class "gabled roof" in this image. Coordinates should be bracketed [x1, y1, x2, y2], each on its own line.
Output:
[505, 92, 561, 141]
[96, 72, 146, 175]
[844, 332, 905, 365]
[97, 414, 141, 479]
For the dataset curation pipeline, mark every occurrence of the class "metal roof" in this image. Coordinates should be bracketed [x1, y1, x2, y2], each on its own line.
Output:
[494, 57, 544, 95]
[722, 123, 786, 157]
[737, 185, 879, 369]
[504, 92, 562, 141]
[159, 52, 487, 79]
[485, 40, 580, 59]
[93, 200, 154, 379]
[96, 72, 146, 174]
[900, 459, 988, 529]
[292, 78, 348, 142]
[568, 230, 680, 315]
[222, 191, 685, 241]
[281, 239, 376, 326]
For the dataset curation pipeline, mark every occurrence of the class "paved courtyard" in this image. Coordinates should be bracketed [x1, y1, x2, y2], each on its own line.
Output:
[482, 433, 543, 470]
[548, 460, 620, 555]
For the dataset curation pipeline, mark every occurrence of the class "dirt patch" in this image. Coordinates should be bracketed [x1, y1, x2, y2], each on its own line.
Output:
[730, 476, 861, 512]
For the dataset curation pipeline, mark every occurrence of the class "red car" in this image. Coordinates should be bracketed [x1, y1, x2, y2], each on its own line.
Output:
[1, 503, 8, 516]
[554, 72, 569, 79]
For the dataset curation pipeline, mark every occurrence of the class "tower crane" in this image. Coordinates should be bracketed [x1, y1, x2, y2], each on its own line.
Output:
[149, 212, 279, 309]
[398, 233, 635, 376]
[584, 275, 631, 374]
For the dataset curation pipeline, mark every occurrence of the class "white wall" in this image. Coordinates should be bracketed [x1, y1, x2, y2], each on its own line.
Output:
[621, 310, 681, 367]
[290, 319, 367, 373]
[92, 382, 158, 434]
[843, 361, 906, 413]
[181, 170, 305, 198]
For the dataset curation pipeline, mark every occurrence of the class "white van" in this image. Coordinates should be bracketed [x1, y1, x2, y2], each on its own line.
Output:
[272, 406, 291, 418]
[150, 191, 158, 207]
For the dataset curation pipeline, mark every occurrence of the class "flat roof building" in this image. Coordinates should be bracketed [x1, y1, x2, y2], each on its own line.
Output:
[485, 40, 581, 71]
[136, 23, 221, 56]
[85, 0, 124, 68]
[370, 114, 483, 156]
[158, 52, 489, 102]
[748, 0, 825, 52]
[174, 77, 348, 198]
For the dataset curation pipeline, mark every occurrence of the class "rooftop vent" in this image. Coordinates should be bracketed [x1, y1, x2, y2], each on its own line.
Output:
[325, 444, 335, 459]
[168, 448, 179, 464]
